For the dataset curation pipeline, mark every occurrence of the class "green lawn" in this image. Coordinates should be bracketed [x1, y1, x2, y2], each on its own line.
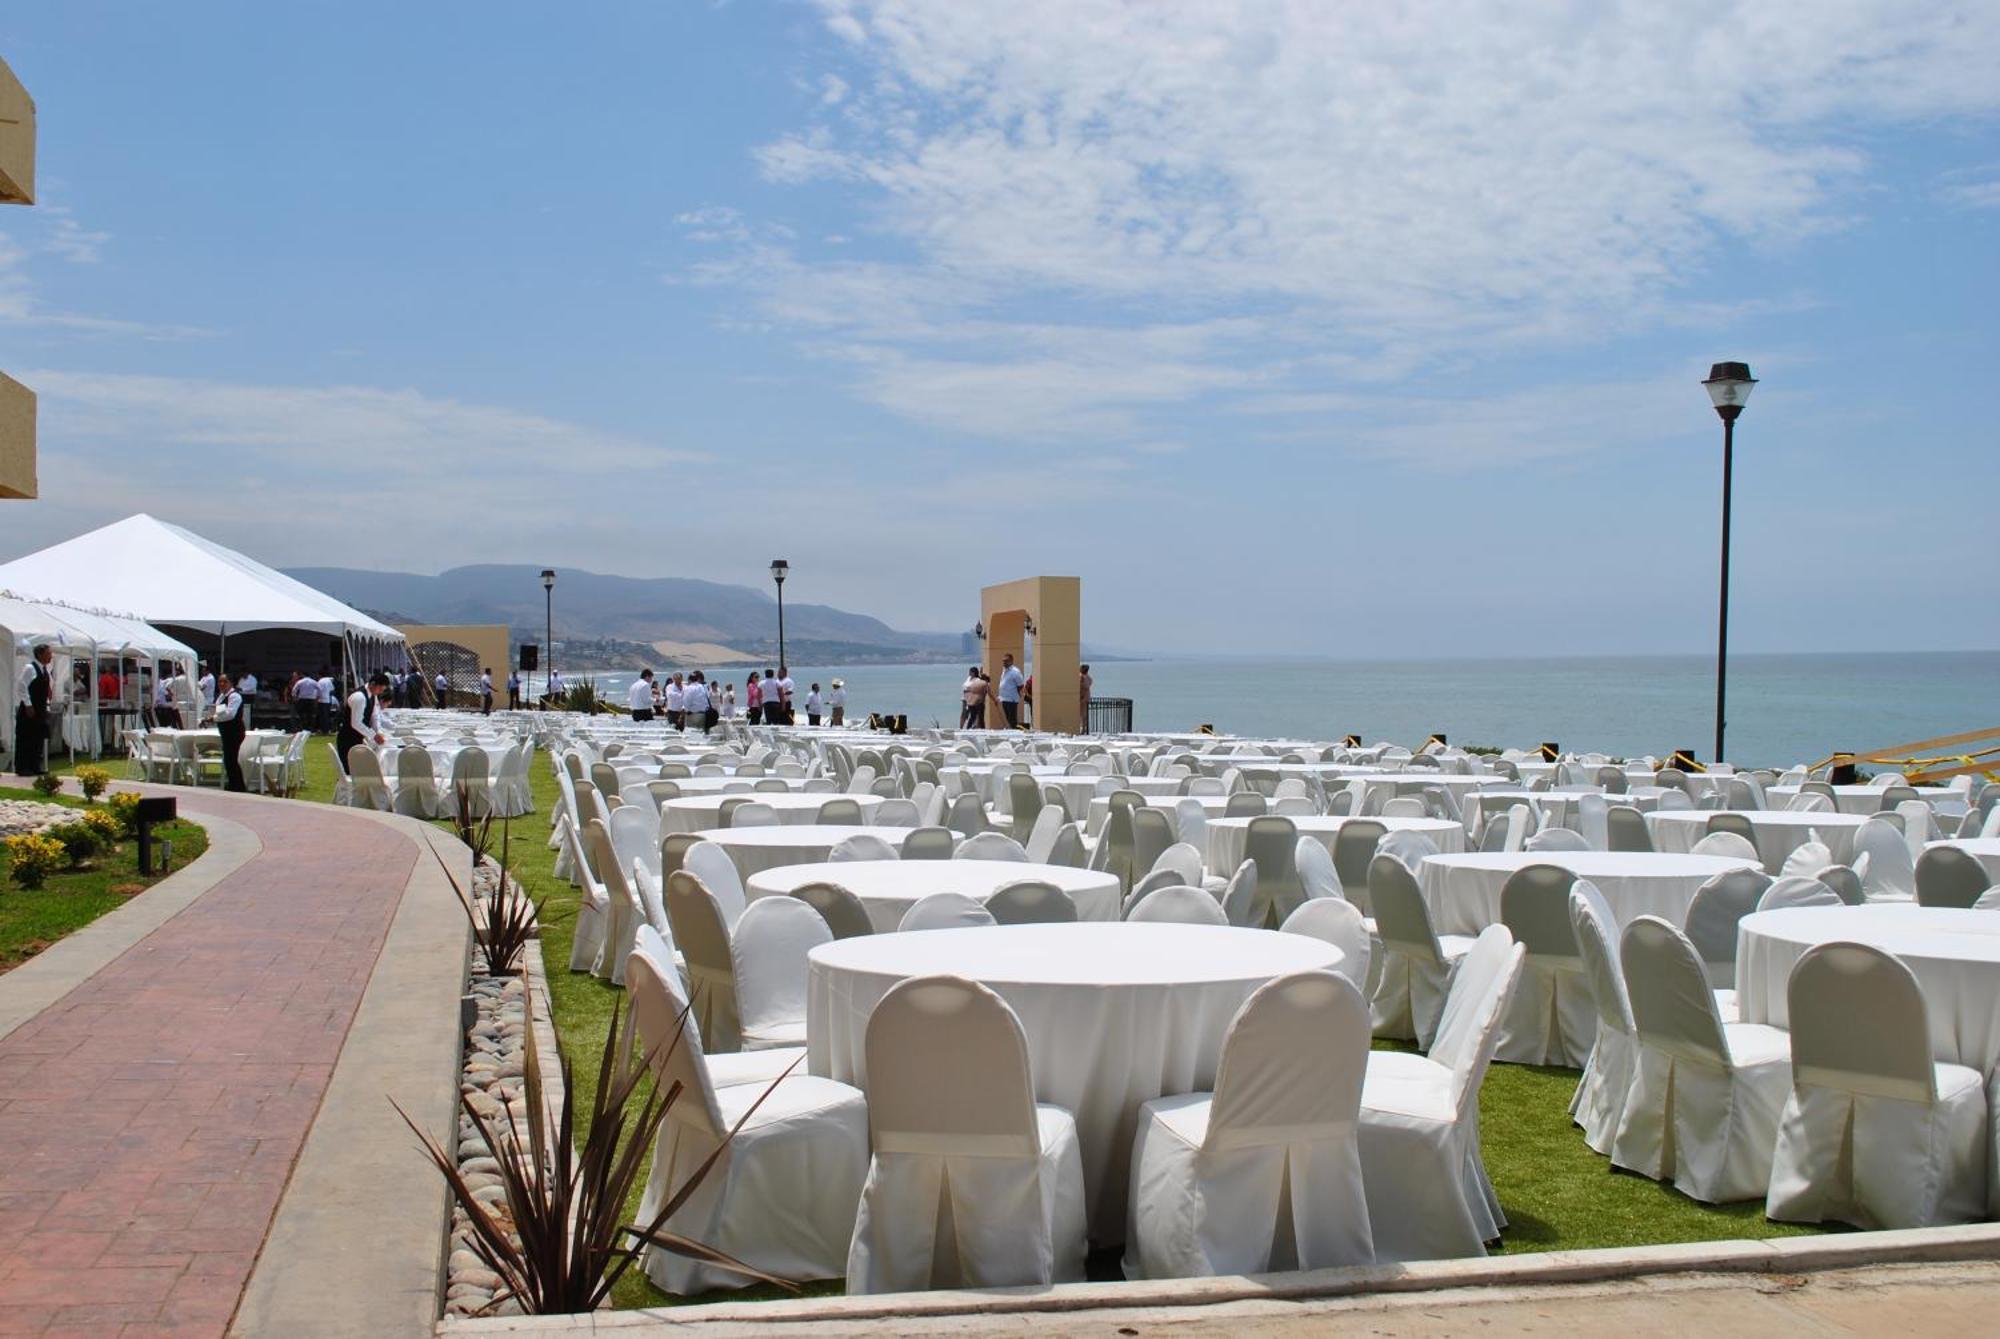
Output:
[38, 736, 1821, 1304]
[0, 784, 211, 970]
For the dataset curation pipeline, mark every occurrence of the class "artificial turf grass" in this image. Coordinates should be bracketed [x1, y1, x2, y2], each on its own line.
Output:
[0, 784, 210, 970]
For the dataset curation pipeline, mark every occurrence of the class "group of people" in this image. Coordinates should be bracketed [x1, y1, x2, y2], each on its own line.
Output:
[623, 666, 847, 730]
[958, 657, 1095, 730]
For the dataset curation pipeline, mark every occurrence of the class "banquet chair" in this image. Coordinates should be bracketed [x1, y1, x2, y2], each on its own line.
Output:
[660, 831, 701, 885]
[564, 821, 610, 975]
[1022, 807, 1065, 863]
[1692, 831, 1761, 863]
[873, 798, 920, 827]
[731, 896, 827, 1050]
[346, 745, 394, 811]
[902, 826, 956, 861]
[1381, 796, 1427, 819]
[1124, 866, 1192, 916]
[682, 840, 749, 926]
[1174, 797, 1211, 850]
[630, 858, 671, 945]
[1567, 884, 1635, 1155]
[1605, 805, 1652, 853]
[1296, 837, 1342, 901]
[899, 892, 998, 932]
[665, 870, 743, 1052]
[1706, 810, 1758, 847]
[845, 764, 879, 795]
[1367, 854, 1477, 1047]
[1877, 784, 1920, 810]
[1813, 862, 1867, 906]
[754, 777, 791, 794]
[1610, 916, 1793, 1203]
[1095, 800, 1137, 890]
[1273, 795, 1318, 817]
[1358, 925, 1523, 1261]
[870, 777, 903, 800]
[584, 821, 644, 986]
[792, 881, 874, 939]
[1008, 773, 1045, 844]
[1132, 808, 1176, 878]
[1127, 886, 1229, 926]
[646, 779, 683, 808]
[1765, 942, 1986, 1229]
[816, 797, 863, 825]
[1916, 846, 1992, 909]
[1525, 827, 1591, 853]
[1218, 861, 1261, 928]
[610, 803, 662, 885]
[987, 880, 1078, 926]
[715, 796, 754, 828]
[956, 831, 1030, 862]
[1595, 765, 1629, 794]
[1126, 971, 1373, 1279]
[1045, 822, 1089, 869]
[1494, 864, 1595, 1067]
[1853, 817, 1916, 900]
[1376, 829, 1439, 873]
[846, 976, 1086, 1293]
[393, 748, 441, 819]
[657, 761, 692, 780]
[1224, 792, 1267, 818]
[1146, 842, 1209, 893]
[1778, 839, 1834, 880]
[1682, 867, 1772, 994]
[1574, 792, 1610, 851]
[626, 935, 868, 1295]
[1786, 792, 1835, 814]
[590, 761, 622, 799]
[946, 792, 989, 838]
[1331, 820, 1386, 909]
[1244, 816, 1306, 926]
[831, 833, 900, 864]
[1280, 898, 1371, 992]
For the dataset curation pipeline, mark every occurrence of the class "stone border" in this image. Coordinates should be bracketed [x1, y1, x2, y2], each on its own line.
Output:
[438, 1223, 2000, 1334]
[0, 805, 255, 1043]
[231, 810, 473, 1339]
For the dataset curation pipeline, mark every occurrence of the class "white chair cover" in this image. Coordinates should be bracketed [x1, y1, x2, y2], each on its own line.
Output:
[683, 840, 748, 927]
[1367, 854, 1474, 1046]
[1295, 837, 1342, 901]
[1610, 916, 1792, 1203]
[1779, 838, 1833, 879]
[665, 870, 741, 1053]
[730, 896, 829, 1051]
[628, 935, 869, 1295]
[1756, 875, 1842, 912]
[831, 833, 901, 864]
[1853, 817, 1916, 901]
[898, 892, 999, 932]
[846, 976, 1087, 1293]
[1494, 865, 1596, 1067]
[584, 820, 643, 986]
[561, 819, 605, 972]
[1280, 897, 1371, 992]
[956, 831, 1030, 862]
[1766, 942, 1986, 1228]
[1567, 882, 1635, 1155]
[394, 747, 440, 819]
[1127, 886, 1229, 926]
[1524, 826, 1591, 853]
[1126, 971, 1373, 1278]
[347, 745, 394, 811]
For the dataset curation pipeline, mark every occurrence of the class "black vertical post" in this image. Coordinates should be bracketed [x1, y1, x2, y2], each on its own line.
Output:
[544, 588, 553, 698]
[1714, 407, 1739, 766]
[776, 581, 787, 672]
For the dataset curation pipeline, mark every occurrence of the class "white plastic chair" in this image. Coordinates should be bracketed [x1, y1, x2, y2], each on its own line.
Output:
[1125, 971, 1373, 1278]
[845, 976, 1086, 1293]
[730, 896, 828, 1051]
[1280, 898, 1370, 992]
[899, 892, 998, 932]
[1766, 942, 1986, 1228]
[627, 934, 868, 1295]
[1610, 916, 1793, 1203]
[1358, 925, 1524, 1261]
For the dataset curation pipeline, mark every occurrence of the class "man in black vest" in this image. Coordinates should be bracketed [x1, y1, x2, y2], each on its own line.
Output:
[13, 643, 54, 776]
[213, 672, 248, 792]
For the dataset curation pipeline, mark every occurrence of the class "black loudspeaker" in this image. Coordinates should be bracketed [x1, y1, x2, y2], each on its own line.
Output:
[1671, 748, 1700, 771]
[1540, 742, 1560, 762]
[519, 644, 540, 671]
[1343, 734, 1362, 748]
[1830, 754, 1859, 785]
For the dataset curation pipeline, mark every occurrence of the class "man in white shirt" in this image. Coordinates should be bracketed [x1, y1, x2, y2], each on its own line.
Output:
[804, 682, 823, 726]
[997, 654, 1025, 729]
[316, 671, 336, 731]
[213, 673, 248, 792]
[682, 672, 714, 733]
[776, 666, 796, 726]
[433, 670, 450, 708]
[291, 671, 319, 732]
[828, 679, 846, 726]
[237, 669, 258, 728]
[664, 673, 686, 730]
[13, 643, 54, 776]
[628, 669, 658, 722]
[480, 668, 495, 716]
[197, 664, 216, 706]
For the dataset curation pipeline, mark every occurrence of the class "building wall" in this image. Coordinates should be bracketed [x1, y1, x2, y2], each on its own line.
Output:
[0, 59, 36, 499]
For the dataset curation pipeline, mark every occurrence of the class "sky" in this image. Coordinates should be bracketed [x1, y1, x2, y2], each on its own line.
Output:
[1, 1, 1996, 657]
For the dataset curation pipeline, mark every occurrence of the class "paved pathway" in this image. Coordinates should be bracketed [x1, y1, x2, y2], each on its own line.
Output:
[0, 791, 421, 1338]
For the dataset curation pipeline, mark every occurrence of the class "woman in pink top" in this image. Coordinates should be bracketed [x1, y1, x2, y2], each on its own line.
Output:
[745, 672, 762, 718]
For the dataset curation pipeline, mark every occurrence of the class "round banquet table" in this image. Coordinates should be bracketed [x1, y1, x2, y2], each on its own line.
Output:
[746, 859, 1122, 932]
[1473, 788, 1666, 826]
[1204, 814, 1466, 875]
[1049, 774, 1181, 818]
[806, 922, 1341, 1239]
[1647, 809, 1867, 873]
[660, 792, 883, 835]
[686, 824, 916, 884]
[1737, 906, 2000, 1075]
[1418, 851, 1759, 936]
[1932, 838, 2000, 883]
[656, 775, 813, 796]
[1765, 784, 1960, 816]
[1085, 793, 1232, 836]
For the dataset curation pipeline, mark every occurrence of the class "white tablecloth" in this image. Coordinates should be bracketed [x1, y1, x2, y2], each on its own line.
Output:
[1766, 784, 1960, 816]
[747, 859, 1122, 932]
[688, 824, 916, 884]
[1473, 788, 1666, 826]
[1932, 839, 2000, 883]
[1204, 814, 1466, 875]
[661, 792, 883, 835]
[806, 922, 1340, 1239]
[1647, 809, 1867, 873]
[659, 776, 812, 795]
[1738, 906, 2000, 1074]
[1418, 851, 1759, 937]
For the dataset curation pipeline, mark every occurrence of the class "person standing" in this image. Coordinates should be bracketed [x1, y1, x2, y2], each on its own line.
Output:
[684, 671, 714, 733]
[721, 681, 737, 720]
[316, 669, 336, 731]
[1078, 663, 1093, 733]
[337, 672, 390, 774]
[996, 654, 1025, 729]
[291, 670, 318, 732]
[506, 669, 522, 711]
[744, 672, 761, 722]
[197, 662, 216, 707]
[480, 668, 495, 716]
[959, 666, 983, 729]
[628, 669, 657, 722]
[664, 672, 685, 730]
[433, 670, 450, 709]
[13, 643, 54, 776]
[214, 673, 248, 792]
[776, 666, 796, 725]
[760, 669, 781, 725]
[804, 682, 823, 726]
[828, 678, 846, 726]
[237, 669, 258, 728]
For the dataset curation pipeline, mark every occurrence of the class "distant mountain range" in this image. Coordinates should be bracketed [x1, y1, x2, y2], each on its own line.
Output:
[286, 564, 975, 665]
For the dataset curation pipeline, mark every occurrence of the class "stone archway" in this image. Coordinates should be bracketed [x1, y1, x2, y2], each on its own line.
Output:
[979, 577, 1080, 733]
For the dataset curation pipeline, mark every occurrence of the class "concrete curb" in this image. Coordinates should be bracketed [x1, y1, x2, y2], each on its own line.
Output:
[438, 1223, 2000, 1334]
[231, 810, 473, 1339]
[0, 802, 256, 1043]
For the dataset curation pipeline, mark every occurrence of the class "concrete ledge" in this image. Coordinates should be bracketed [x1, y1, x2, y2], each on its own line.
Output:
[438, 1223, 2000, 1334]
[0, 807, 256, 1043]
[231, 810, 472, 1339]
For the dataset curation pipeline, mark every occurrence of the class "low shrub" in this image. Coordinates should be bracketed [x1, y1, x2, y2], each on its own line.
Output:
[81, 808, 124, 843]
[105, 791, 142, 837]
[47, 822, 101, 867]
[5, 833, 65, 889]
[30, 772, 62, 798]
[74, 765, 112, 801]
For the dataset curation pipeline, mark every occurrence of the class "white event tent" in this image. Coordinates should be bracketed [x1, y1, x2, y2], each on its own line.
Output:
[0, 593, 198, 761]
[0, 514, 404, 694]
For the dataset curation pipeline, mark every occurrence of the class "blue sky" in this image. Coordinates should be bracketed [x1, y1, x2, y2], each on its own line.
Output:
[2, 2, 1996, 656]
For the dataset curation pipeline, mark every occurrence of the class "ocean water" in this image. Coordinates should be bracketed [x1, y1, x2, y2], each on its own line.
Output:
[532, 651, 1996, 770]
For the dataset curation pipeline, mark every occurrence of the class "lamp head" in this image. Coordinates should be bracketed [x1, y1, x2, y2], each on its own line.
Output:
[769, 559, 789, 584]
[973, 620, 985, 641]
[540, 568, 556, 591]
[1702, 362, 1756, 421]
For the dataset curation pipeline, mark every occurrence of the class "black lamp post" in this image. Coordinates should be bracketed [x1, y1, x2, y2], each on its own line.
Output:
[769, 560, 789, 672]
[541, 569, 556, 699]
[1701, 362, 1756, 766]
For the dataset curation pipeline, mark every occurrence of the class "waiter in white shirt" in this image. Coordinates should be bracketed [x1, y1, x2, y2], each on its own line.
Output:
[776, 666, 796, 726]
[198, 664, 216, 705]
[13, 643, 54, 776]
[664, 673, 686, 730]
[214, 673, 249, 791]
[628, 669, 658, 722]
[337, 672, 390, 773]
[237, 670, 258, 728]
[434, 670, 450, 708]
[683, 672, 713, 733]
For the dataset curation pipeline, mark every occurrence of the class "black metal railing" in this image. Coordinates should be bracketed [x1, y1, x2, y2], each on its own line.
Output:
[1086, 697, 1133, 734]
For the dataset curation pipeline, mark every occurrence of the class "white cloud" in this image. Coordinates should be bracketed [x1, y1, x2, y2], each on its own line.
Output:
[693, 1, 2000, 448]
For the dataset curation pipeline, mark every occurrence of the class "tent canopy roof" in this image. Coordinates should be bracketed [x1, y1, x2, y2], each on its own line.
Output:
[0, 595, 196, 663]
[0, 514, 402, 640]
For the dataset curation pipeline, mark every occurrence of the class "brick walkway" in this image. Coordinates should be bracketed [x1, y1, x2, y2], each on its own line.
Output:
[0, 795, 420, 1338]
